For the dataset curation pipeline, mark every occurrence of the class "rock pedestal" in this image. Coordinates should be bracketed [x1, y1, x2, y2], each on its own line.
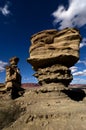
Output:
[27, 28, 81, 88]
[5, 57, 24, 99]
[5, 57, 21, 90]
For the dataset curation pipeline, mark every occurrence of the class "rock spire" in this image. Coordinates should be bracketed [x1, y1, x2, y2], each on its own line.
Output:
[5, 56, 24, 99]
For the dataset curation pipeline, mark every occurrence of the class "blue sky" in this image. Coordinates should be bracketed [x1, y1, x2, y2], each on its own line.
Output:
[0, 0, 86, 84]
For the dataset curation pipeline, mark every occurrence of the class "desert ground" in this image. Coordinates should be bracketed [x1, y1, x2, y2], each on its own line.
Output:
[0, 83, 86, 130]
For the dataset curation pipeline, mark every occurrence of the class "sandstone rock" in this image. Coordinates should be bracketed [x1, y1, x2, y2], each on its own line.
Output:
[0, 83, 6, 92]
[5, 57, 24, 99]
[9, 56, 19, 66]
[34, 64, 73, 86]
[5, 57, 21, 90]
[27, 28, 81, 87]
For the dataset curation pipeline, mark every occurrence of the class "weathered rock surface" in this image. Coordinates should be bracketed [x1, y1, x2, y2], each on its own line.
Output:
[0, 57, 24, 99]
[0, 83, 5, 92]
[9, 57, 19, 66]
[34, 64, 73, 87]
[5, 57, 21, 91]
[27, 28, 81, 87]
[4, 57, 24, 99]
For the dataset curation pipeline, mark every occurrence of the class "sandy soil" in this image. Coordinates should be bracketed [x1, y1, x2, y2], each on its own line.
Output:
[0, 84, 86, 130]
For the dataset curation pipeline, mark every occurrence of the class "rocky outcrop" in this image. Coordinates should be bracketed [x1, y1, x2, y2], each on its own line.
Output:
[27, 28, 81, 87]
[5, 57, 21, 90]
[0, 57, 21, 93]
[4, 57, 24, 99]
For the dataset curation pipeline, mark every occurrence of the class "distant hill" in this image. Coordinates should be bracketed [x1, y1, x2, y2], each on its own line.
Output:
[21, 83, 86, 90]
[21, 83, 40, 89]
[69, 84, 86, 89]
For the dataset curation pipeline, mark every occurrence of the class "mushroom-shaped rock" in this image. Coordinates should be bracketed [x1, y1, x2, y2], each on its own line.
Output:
[27, 28, 81, 88]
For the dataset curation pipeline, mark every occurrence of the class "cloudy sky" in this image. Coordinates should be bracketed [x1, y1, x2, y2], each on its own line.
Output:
[0, 0, 86, 84]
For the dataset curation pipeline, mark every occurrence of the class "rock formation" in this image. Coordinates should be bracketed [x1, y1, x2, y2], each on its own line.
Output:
[27, 28, 81, 88]
[0, 83, 5, 92]
[5, 57, 24, 98]
[5, 57, 21, 90]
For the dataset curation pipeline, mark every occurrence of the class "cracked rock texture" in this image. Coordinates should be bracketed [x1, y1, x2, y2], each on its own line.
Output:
[27, 28, 81, 87]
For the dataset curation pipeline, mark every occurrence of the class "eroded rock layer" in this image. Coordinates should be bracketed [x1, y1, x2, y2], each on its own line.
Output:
[5, 57, 21, 91]
[27, 28, 81, 87]
[34, 64, 73, 86]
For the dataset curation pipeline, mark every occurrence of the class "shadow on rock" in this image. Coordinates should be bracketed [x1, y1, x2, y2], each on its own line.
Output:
[62, 88, 86, 101]
[11, 87, 25, 100]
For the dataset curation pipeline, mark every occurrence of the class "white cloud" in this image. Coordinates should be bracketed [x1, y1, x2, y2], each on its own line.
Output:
[73, 69, 86, 76]
[23, 76, 38, 83]
[78, 60, 86, 66]
[71, 77, 86, 84]
[52, 0, 86, 29]
[0, 1, 11, 16]
[70, 66, 78, 73]
[0, 61, 8, 72]
[80, 38, 86, 48]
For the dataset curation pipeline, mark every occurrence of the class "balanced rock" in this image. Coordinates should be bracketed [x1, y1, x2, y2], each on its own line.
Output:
[5, 57, 23, 99]
[5, 57, 21, 90]
[27, 28, 81, 88]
